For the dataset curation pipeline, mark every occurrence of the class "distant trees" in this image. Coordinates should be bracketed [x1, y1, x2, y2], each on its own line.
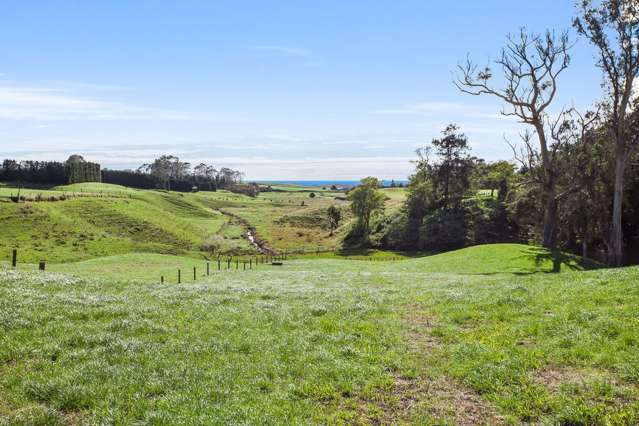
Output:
[132, 156, 246, 193]
[474, 161, 515, 198]
[138, 155, 191, 191]
[66, 155, 101, 184]
[575, 0, 639, 266]
[0, 157, 101, 185]
[326, 205, 342, 235]
[194, 163, 218, 191]
[456, 29, 572, 249]
[217, 167, 244, 187]
[346, 177, 385, 244]
[101, 169, 156, 189]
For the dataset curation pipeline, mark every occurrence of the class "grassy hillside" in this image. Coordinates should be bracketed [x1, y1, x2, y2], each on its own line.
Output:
[0, 182, 375, 263]
[0, 187, 247, 263]
[0, 183, 408, 264]
[15, 243, 594, 282]
[0, 244, 636, 424]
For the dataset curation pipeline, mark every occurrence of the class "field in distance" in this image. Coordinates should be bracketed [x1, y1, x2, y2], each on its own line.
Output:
[0, 182, 399, 264]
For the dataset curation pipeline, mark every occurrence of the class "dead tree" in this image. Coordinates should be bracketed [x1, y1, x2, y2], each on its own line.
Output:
[455, 29, 571, 249]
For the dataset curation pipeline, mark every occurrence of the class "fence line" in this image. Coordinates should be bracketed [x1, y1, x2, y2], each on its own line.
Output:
[4, 247, 404, 286]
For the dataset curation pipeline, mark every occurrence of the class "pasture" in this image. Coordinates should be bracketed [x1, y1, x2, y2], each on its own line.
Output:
[1, 244, 638, 424]
[1, 183, 638, 424]
[0, 183, 367, 264]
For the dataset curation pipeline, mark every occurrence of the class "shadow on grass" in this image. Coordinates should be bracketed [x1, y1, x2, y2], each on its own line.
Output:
[520, 246, 604, 273]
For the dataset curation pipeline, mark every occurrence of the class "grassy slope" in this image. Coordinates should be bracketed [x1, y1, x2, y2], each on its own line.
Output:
[1, 244, 637, 424]
[0, 183, 406, 264]
[0, 184, 257, 263]
[27, 243, 592, 282]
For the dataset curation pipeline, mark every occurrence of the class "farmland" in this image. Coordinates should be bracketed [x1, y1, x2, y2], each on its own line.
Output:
[1, 183, 638, 424]
[0, 183, 369, 264]
[1, 244, 638, 424]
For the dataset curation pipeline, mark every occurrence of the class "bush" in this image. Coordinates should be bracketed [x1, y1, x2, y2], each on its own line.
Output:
[419, 208, 469, 251]
[378, 213, 410, 250]
[200, 234, 225, 254]
[226, 183, 260, 198]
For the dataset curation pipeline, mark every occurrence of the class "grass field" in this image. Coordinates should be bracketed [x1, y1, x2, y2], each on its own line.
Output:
[1, 244, 637, 424]
[1, 182, 637, 424]
[0, 182, 367, 264]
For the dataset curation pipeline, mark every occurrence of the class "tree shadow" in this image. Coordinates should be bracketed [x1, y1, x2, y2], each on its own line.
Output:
[519, 246, 603, 273]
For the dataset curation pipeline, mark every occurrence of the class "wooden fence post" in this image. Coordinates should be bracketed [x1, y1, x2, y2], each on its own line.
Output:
[11, 249, 17, 268]
[193, 267, 197, 280]
[218, 259, 221, 270]
[207, 262, 210, 276]
[178, 269, 181, 284]
[38, 261, 45, 271]
[249, 259, 252, 269]
[161, 276, 164, 284]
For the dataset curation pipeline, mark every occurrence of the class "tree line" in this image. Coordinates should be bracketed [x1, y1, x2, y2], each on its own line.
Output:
[0, 156, 101, 185]
[0, 153, 258, 196]
[342, 1, 639, 266]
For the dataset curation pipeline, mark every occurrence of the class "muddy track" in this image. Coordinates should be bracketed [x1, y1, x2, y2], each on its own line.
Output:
[215, 208, 278, 255]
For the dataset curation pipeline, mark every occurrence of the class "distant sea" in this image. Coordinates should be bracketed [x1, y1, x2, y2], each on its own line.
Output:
[256, 180, 408, 188]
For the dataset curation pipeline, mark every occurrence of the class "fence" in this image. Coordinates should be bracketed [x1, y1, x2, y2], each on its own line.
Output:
[5, 248, 404, 285]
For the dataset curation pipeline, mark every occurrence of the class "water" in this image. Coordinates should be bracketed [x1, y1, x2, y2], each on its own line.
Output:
[257, 180, 407, 188]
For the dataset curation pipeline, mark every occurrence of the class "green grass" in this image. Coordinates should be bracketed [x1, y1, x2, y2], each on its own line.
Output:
[0, 185, 261, 263]
[0, 182, 407, 264]
[1, 244, 636, 424]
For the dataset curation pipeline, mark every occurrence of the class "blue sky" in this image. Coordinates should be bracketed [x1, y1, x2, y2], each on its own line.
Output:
[0, 1, 604, 179]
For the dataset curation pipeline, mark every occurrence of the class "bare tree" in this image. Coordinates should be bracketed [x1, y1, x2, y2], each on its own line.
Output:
[575, 0, 639, 266]
[455, 29, 572, 249]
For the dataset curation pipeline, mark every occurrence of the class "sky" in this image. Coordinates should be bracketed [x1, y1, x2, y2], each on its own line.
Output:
[0, 1, 605, 180]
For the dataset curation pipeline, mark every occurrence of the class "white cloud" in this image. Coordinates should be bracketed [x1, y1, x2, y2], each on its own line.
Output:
[0, 84, 235, 122]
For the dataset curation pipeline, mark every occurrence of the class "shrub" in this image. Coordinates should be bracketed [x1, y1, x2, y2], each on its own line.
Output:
[378, 213, 410, 250]
[419, 208, 468, 251]
[200, 234, 224, 254]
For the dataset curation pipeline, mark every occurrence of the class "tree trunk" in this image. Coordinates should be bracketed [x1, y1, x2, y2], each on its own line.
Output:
[582, 239, 588, 261]
[609, 148, 626, 266]
[535, 122, 557, 250]
[542, 190, 558, 249]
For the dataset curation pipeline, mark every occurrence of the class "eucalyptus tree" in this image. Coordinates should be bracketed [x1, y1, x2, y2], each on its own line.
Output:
[574, 0, 639, 265]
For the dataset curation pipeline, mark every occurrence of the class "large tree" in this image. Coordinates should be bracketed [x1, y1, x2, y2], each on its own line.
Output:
[430, 124, 476, 210]
[347, 177, 385, 240]
[456, 29, 571, 249]
[575, 0, 639, 265]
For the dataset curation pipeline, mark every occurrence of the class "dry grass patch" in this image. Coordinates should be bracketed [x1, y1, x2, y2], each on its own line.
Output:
[352, 308, 505, 424]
